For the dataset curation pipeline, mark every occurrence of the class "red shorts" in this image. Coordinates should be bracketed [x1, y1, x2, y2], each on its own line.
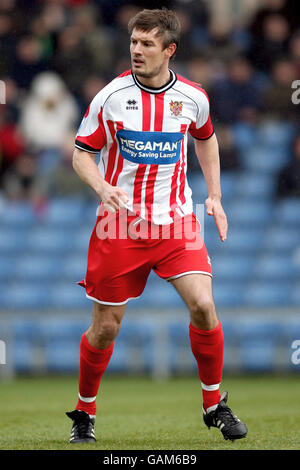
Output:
[78, 208, 212, 305]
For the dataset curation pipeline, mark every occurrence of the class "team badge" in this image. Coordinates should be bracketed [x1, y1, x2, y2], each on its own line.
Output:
[170, 101, 183, 116]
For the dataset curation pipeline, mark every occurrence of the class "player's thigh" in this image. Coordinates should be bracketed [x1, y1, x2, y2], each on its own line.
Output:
[90, 301, 127, 332]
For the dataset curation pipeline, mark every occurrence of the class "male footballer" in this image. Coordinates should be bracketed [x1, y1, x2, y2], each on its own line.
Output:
[66, 8, 247, 443]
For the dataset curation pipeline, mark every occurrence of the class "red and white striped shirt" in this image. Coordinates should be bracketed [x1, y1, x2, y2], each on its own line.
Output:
[75, 69, 214, 225]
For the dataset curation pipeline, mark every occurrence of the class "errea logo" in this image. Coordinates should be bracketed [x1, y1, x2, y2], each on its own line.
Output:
[126, 99, 138, 110]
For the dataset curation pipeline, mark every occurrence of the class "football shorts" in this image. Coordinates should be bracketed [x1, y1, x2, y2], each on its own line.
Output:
[78, 207, 212, 305]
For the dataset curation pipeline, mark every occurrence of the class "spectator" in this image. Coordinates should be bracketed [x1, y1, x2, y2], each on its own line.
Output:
[260, 58, 299, 121]
[0, 107, 25, 185]
[289, 31, 300, 77]
[71, 5, 115, 78]
[210, 56, 261, 123]
[19, 71, 79, 154]
[78, 75, 106, 117]
[185, 54, 213, 91]
[1, 152, 38, 201]
[12, 34, 50, 89]
[51, 25, 94, 93]
[248, 13, 290, 72]
[277, 134, 300, 198]
[47, 132, 95, 199]
[216, 124, 240, 171]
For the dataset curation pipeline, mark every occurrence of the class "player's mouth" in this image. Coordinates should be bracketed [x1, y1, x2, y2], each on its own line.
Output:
[132, 57, 145, 67]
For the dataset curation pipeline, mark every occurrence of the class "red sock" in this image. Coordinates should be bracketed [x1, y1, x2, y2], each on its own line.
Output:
[76, 333, 114, 416]
[189, 321, 224, 412]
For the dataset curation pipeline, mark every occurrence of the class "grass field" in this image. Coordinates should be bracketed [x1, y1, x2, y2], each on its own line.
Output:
[0, 374, 299, 450]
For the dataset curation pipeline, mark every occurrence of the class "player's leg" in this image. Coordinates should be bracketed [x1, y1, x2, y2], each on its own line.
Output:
[76, 301, 126, 415]
[170, 273, 223, 411]
[170, 273, 247, 440]
[66, 301, 126, 443]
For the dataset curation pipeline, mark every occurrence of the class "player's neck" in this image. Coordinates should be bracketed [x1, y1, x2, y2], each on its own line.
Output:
[135, 68, 171, 90]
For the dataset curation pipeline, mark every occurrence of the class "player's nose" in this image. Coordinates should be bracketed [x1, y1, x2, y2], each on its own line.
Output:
[132, 42, 142, 55]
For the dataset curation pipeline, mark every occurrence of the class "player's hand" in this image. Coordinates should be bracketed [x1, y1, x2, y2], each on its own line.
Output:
[98, 181, 129, 213]
[205, 197, 228, 242]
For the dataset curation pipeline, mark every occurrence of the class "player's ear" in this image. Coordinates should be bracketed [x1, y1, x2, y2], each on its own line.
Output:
[167, 43, 177, 60]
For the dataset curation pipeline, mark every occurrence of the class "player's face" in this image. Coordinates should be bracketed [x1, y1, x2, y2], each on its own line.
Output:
[130, 28, 174, 79]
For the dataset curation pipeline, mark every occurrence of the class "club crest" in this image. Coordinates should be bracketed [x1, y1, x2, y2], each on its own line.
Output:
[170, 101, 183, 116]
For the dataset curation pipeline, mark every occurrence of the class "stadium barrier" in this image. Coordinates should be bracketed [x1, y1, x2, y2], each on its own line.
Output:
[0, 309, 300, 378]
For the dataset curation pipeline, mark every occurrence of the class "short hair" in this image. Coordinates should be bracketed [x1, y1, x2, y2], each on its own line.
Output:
[128, 8, 180, 57]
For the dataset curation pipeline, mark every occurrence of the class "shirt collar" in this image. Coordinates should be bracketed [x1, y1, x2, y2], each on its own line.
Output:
[132, 69, 177, 94]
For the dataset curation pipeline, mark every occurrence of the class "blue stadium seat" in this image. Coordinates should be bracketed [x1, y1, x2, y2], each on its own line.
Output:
[262, 226, 300, 252]
[217, 228, 264, 253]
[256, 121, 296, 152]
[45, 198, 85, 226]
[188, 176, 207, 203]
[229, 200, 272, 226]
[13, 340, 35, 372]
[220, 172, 237, 200]
[3, 283, 50, 310]
[73, 227, 93, 252]
[274, 199, 300, 226]
[45, 339, 80, 372]
[0, 201, 36, 227]
[48, 282, 91, 309]
[253, 253, 299, 280]
[168, 322, 196, 373]
[212, 254, 255, 281]
[27, 228, 74, 253]
[240, 338, 277, 371]
[241, 146, 290, 173]
[290, 286, 300, 307]
[234, 172, 275, 199]
[0, 229, 29, 254]
[12, 318, 42, 340]
[132, 274, 185, 309]
[243, 281, 292, 306]
[0, 256, 18, 281]
[14, 256, 62, 281]
[62, 255, 86, 280]
[231, 123, 257, 152]
[212, 281, 245, 307]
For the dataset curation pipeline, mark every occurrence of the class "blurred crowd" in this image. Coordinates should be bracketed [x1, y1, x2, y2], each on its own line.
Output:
[0, 0, 300, 209]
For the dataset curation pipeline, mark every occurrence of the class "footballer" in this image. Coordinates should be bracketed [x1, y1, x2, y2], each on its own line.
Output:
[66, 8, 248, 444]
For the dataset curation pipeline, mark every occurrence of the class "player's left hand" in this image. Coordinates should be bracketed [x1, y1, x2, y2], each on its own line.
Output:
[205, 197, 228, 242]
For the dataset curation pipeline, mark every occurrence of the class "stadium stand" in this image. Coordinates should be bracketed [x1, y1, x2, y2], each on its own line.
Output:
[0, 0, 299, 375]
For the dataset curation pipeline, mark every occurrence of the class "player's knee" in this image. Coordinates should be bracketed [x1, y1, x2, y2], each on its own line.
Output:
[189, 296, 216, 325]
[97, 321, 120, 342]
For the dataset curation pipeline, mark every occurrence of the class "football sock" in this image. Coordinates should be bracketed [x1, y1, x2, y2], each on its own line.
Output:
[189, 321, 224, 412]
[76, 333, 114, 416]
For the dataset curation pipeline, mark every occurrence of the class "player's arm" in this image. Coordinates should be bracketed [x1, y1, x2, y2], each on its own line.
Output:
[194, 133, 228, 242]
[72, 148, 128, 213]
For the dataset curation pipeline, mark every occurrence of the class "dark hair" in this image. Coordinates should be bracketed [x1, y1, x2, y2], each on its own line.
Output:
[128, 8, 180, 57]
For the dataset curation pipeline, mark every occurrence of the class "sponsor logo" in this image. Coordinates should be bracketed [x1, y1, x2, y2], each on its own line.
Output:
[170, 100, 183, 116]
[116, 129, 183, 165]
[126, 99, 138, 110]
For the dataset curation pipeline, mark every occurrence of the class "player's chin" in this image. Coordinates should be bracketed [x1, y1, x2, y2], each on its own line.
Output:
[132, 62, 146, 73]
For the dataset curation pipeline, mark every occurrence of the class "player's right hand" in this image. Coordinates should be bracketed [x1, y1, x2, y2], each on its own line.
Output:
[99, 181, 129, 213]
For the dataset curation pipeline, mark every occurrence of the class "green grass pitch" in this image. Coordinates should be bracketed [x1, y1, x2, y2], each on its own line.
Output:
[0, 374, 299, 450]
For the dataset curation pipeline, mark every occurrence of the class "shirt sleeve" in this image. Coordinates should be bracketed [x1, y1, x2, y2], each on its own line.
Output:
[188, 88, 214, 140]
[75, 93, 107, 153]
